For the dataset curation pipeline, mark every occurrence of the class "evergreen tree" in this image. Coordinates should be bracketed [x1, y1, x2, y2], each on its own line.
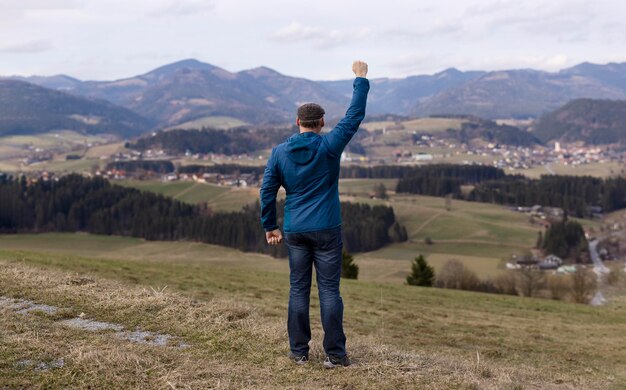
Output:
[536, 231, 543, 249]
[406, 254, 435, 287]
[341, 251, 359, 279]
[542, 219, 587, 260]
[373, 183, 388, 199]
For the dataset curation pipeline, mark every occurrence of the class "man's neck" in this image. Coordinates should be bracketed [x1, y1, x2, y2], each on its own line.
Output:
[299, 128, 321, 134]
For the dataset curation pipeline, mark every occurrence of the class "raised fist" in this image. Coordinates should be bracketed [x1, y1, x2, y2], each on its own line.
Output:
[352, 60, 368, 78]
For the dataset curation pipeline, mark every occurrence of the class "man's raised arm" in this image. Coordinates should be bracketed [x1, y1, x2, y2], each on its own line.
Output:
[323, 60, 370, 157]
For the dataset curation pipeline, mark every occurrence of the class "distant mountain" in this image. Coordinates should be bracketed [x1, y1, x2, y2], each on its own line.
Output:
[561, 62, 626, 92]
[412, 68, 626, 119]
[531, 98, 626, 145]
[322, 68, 486, 115]
[7, 59, 626, 126]
[8, 74, 82, 91]
[14, 59, 346, 127]
[0, 80, 154, 137]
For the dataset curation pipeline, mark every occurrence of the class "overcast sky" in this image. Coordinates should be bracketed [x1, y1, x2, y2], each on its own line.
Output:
[1, 0, 625, 81]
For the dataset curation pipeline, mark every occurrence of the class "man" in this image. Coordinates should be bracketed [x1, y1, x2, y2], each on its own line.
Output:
[259, 60, 369, 369]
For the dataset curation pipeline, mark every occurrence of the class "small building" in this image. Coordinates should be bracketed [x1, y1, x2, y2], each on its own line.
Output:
[538, 254, 563, 270]
[414, 153, 433, 161]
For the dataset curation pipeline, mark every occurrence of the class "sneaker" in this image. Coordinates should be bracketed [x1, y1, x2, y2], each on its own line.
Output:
[288, 352, 309, 365]
[323, 355, 350, 369]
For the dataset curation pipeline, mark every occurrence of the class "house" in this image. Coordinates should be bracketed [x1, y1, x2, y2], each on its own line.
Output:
[538, 254, 563, 270]
[414, 153, 433, 161]
[515, 257, 539, 267]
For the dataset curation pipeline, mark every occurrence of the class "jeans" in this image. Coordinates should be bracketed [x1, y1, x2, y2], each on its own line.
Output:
[284, 226, 346, 358]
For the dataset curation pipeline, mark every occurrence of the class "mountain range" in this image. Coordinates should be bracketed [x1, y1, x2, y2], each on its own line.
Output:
[0, 80, 153, 137]
[3, 59, 626, 141]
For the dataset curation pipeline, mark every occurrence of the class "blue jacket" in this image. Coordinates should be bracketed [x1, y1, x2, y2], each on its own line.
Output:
[260, 77, 370, 233]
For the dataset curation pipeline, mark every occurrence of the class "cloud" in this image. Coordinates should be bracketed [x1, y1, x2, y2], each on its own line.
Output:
[384, 21, 466, 42]
[0, 0, 83, 26]
[457, 54, 572, 72]
[478, 1, 595, 41]
[3, 0, 83, 10]
[0, 40, 52, 53]
[148, 0, 215, 17]
[271, 22, 371, 49]
[464, 0, 519, 16]
[383, 53, 437, 74]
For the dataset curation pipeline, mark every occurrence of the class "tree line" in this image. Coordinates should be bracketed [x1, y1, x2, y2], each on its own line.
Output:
[126, 126, 367, 156]
[340, 164, 506, 181]
[395, 168, 626, 217]
[0, 174, 406, 258]
[466, 175, 626, 217]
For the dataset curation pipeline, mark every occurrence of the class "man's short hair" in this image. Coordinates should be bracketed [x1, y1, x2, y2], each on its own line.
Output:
[297, 103, 325, 129]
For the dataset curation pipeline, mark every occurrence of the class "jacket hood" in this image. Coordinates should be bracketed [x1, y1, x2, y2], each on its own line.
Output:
[285, 132, 321, 164]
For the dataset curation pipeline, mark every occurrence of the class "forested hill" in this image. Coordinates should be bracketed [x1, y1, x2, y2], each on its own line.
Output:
[0, 174, 406, 257]
[0, 80, 154, 137]
[445, 116, 540, 146]
[396, 168, 626, 218]
[531, 98, 626, 144]
[127, 127, 296, 155]
[126, 127, 367, 155]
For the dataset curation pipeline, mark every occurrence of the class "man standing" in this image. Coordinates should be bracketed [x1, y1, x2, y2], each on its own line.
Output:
[260, 61, 369, 368]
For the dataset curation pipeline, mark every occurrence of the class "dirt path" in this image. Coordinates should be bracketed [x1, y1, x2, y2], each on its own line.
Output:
[410, 211, 444, 236]
[172, 182, 201, 200]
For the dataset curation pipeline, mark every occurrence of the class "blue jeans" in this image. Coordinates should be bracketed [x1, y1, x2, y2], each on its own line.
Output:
[284, 226, 346, 358]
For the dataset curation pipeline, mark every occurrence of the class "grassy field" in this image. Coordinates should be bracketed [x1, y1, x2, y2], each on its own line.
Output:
[117, 180, 262, 212]
[25, 158, 102, 173]
[518, 162, 623, 179]
[361, 118, 465, 134]
[116, 177, 595, 280]
[0, 131, 110, 150]
[165, 115, 248, 130]
[0, 131, 116, 172]
[338, 178, 399, 195]
[0, 233, 625, 388]
[354, 193, 545, 280]
[82, 142, 127, 159]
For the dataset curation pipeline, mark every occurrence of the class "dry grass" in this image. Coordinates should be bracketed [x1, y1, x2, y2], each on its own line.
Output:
[1, 252, 623, 389]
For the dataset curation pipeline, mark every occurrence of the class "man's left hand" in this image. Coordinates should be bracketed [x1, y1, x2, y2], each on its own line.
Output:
[266, 229, 283, 245]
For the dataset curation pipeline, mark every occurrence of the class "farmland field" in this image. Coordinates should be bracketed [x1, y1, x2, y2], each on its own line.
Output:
[165, 115, 249, 130]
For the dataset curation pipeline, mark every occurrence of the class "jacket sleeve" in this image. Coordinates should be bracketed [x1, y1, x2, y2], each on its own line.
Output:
[322, 77, 370, 158]
[259, 148, 281, 232]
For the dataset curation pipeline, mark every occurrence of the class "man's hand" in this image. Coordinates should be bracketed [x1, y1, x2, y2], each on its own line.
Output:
[266, 229, 283, 246]
[352, 60, 368, 78]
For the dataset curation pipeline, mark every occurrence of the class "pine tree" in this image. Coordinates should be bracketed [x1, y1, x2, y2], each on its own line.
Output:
[406, 254, 435, 287]
[373, 183, 388, 199]
[341, 251, 359, 279]
[536, 230, 543, 249]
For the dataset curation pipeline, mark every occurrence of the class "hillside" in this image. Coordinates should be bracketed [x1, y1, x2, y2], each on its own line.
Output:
[321, 68, 486, 115]
[0, 234, 624, 388]
[413, 69, 626, 119]
[10, 59, 626, 125]
[28, 59, 347, 127]
[444, 116, 540, 146]
[0, 80, 154, 138]
[531, 98, 626, 144]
